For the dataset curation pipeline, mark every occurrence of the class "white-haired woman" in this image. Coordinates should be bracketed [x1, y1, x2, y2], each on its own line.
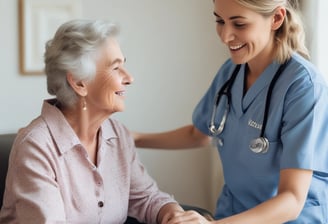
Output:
[0, 19, 186, 224]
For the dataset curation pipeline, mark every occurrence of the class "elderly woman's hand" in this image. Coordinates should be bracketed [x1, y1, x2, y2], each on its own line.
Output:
[158, 203, 214, 224]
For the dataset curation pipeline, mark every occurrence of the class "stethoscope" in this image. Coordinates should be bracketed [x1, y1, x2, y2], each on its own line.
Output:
[209, 60, 290, 153]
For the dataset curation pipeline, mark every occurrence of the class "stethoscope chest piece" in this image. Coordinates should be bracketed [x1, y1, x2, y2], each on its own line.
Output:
[249, 137, 269, 153]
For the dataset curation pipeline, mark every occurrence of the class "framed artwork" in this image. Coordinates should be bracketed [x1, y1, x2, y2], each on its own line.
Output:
[18, 0, 82, 75]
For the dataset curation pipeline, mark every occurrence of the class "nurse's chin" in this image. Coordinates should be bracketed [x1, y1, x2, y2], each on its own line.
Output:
[229, 51, 249, 65]
[229, 56, 248, 65]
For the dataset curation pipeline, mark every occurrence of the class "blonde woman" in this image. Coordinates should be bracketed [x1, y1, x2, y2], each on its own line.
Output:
[134, 0, 328, 223]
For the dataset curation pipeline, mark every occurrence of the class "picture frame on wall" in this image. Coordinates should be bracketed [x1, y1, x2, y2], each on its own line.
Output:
[18, 0, 82, 75]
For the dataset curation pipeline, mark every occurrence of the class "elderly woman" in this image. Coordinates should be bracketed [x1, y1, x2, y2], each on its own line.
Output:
[0, 19, 186, 224]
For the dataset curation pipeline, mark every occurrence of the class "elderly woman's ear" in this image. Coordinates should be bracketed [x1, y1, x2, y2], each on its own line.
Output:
[66, 73, 88, 97]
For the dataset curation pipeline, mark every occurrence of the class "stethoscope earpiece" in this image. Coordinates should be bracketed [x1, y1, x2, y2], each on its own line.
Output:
[249, 137, 269, 154]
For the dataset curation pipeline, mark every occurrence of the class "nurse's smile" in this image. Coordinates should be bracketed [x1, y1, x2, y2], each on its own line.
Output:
[229, 43, 246, 51]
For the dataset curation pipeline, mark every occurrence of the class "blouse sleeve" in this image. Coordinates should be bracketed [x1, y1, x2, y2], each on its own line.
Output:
[128, 150, 177, 223]
[4, 133, 66, 223]
[112, 120, 177, 224]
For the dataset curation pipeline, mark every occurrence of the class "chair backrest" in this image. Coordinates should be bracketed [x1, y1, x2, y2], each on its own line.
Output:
[0, 134, 16, 208]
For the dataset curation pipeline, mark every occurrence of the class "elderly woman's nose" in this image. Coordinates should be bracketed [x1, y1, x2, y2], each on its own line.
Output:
[123, 68, 133, 85]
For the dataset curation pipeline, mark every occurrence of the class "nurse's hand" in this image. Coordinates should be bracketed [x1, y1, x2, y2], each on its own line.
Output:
[162, 209, 213, 224]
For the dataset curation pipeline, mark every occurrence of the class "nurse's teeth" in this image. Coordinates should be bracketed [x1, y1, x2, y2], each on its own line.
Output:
[230, 44, 244, 50]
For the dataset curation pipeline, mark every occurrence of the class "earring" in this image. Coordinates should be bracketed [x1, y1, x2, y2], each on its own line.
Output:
[82, 98, 87, 111]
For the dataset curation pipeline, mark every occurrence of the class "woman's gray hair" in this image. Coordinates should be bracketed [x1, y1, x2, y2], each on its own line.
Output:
[231, 0, 309, 63]
[44, 19, 119, 108]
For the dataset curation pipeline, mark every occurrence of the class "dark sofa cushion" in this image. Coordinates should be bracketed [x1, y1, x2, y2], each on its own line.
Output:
[0, 134, 16, 208]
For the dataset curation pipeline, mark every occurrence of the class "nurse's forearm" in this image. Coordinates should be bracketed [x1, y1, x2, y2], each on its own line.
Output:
[215, 192, 303, 224]
[133, 125, 211, 149]
[214, 168, 312, 224]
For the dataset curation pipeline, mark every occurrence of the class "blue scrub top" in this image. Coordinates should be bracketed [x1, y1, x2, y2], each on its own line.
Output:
[193, 53, 328, 223]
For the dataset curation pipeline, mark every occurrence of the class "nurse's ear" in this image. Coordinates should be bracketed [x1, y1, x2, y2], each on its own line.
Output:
[271, 6, 286, 30]
[66, 72, 88, 97]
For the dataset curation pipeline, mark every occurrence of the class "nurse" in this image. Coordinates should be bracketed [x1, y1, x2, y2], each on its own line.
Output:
[133, 0, 328, 223]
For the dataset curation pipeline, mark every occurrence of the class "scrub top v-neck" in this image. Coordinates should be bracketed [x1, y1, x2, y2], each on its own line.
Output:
[192, 53, 328, 223]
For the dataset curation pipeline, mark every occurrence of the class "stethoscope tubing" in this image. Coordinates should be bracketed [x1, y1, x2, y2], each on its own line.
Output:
[260, 60, 290, 137]
[209, 65, 241, 135]
[209, 59, 291, 153]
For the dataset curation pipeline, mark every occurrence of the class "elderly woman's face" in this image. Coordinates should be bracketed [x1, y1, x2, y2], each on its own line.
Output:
[86, 38, 133, 115]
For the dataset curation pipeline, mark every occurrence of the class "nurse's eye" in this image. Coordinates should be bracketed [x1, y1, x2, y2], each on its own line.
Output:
[234, 22, 246, 28]
[215, 19, 225, 25]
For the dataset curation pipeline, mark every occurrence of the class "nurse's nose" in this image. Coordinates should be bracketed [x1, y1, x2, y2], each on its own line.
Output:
[218, 25, 235, 44]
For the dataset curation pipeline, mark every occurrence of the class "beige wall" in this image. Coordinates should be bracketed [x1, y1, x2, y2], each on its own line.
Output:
[301, 0, 328, 81]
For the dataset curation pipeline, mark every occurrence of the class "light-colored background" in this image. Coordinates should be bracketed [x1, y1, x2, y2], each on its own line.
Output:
[0, 0, 326, 213]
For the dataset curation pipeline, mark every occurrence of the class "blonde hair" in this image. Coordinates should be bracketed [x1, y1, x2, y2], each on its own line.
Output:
[234, 0, 309, 63]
